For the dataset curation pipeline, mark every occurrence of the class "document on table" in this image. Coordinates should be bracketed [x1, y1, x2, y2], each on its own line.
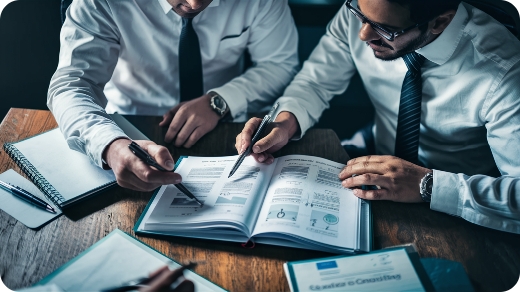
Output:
[284, 246, 434, 292]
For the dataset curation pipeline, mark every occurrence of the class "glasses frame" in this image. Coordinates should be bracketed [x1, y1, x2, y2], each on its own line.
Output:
[345, 0, 430, 41]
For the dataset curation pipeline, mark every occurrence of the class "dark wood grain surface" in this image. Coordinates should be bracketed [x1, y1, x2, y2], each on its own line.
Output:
[0, 108, 519, 291]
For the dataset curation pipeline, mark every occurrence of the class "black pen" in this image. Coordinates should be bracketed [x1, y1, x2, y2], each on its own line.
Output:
[229, 102, 279, 178]
[128, 141, 203, 207]
[0, 179, 56, 213]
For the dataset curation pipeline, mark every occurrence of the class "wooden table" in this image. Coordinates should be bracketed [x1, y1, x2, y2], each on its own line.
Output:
[0, 108, 519, 291]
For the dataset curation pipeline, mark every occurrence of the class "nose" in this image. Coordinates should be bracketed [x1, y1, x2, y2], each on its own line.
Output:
[358, 23, 380, 42]
[185, 0, 204, 10]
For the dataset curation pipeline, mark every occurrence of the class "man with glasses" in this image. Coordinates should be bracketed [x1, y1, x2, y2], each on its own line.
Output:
[235, 0, 520, 233]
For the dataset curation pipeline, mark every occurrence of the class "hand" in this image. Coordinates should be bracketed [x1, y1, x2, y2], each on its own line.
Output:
[139, 266, 194, 292]
[338, 155, 432, 203]
[235, 111, 300, 164]
[159, 94, 220, 148]
[104, 138, 182, 191]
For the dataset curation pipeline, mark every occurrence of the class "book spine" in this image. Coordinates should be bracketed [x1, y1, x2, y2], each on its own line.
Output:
[3, 142, 65, 207]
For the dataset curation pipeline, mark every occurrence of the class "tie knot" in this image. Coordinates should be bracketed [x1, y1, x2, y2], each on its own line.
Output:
[402, 52, 426, 74]
[182, 17, 193, 27]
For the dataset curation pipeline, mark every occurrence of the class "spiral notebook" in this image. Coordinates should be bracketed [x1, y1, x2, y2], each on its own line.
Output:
[2, 114, 148, 210]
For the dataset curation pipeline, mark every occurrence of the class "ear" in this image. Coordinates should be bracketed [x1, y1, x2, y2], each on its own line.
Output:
[429, 9, 457, 35]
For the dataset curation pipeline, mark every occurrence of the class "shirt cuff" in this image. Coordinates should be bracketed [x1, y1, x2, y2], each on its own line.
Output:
[276, 96, 314, 140]
[430, 169, 463, 217]
[88, 126, 128, 168]
[208, 85, 247, 122]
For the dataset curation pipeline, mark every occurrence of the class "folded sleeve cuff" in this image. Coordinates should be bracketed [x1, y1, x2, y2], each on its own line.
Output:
[430, 169, 462, 216]
[276, 96, 315, 140]
[85, 125, 128, 168]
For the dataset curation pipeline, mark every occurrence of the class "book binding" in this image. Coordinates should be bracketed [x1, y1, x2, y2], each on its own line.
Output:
[3, 142, 65, 207]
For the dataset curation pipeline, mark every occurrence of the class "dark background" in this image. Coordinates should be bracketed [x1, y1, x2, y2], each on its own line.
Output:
[0, 0, 383, 141]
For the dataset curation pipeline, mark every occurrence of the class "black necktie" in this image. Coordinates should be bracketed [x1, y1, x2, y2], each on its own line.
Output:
[394, 52, 426, 164]
[178, 17, 203, 102]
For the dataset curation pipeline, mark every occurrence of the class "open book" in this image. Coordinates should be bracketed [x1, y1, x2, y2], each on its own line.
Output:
[135, 155, 371, 254]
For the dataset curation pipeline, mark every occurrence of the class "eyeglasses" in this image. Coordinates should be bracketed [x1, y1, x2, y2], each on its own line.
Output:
[345, 0, 429, 41]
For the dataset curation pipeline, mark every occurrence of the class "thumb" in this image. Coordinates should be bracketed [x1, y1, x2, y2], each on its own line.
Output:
[252, 128, 285, 154]
[144, 143, 175, 171]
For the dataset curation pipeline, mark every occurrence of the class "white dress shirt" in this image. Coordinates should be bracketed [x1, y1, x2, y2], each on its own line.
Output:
[275, 3, 520, 233]
[48, 0, 299, 167]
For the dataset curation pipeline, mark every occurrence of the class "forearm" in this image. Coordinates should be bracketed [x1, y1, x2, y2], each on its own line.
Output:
[431, 170, 520, 233]
[47, 0, 125, 167]
[48, 88, 127, 168]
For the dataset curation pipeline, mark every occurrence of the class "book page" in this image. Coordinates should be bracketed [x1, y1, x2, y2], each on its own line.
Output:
[143, 156, 277, 232]
[251, 155, 360, 249]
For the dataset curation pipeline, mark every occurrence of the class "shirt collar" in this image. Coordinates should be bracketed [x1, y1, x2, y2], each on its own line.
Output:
[157, 0, 220, 15]
[417, 3, 468, 65]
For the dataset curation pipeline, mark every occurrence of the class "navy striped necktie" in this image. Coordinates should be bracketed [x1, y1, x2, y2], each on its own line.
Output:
[394, 52, 426, 164]
[179, 17, 204, 102]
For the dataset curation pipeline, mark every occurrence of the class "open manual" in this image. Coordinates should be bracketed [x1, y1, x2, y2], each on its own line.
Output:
[135, 155, 372, 254]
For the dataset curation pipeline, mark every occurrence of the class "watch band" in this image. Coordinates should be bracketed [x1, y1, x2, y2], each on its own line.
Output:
[419, 172, 433, 202]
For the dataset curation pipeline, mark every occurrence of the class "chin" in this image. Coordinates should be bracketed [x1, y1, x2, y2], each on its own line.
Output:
[372, 50, 402, 61]
[173, 7, 201, 18]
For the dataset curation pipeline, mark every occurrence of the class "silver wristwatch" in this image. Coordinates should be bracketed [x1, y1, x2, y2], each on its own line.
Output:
[210, 93, 229, 118]
[420, 172, 433, 202]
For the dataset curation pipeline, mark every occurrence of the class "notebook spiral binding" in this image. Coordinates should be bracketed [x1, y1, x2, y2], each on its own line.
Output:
[3, 143, 65, 207]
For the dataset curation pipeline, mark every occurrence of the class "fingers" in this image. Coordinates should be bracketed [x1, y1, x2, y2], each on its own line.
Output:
[117, 160, 182, 191]
[175, 123, 208, 148]
[159, 104, 182, 127]
[341, 173, 389, 190]
[250, 152, 275, 164]
[144, 143, 175, 170]
[181, 126, 205, 148]
[164, 97, 219, 147]
[235, 118, 263, 154]
[339, 155, 391, 179]
[350, 188, 387, 201]
[140, 266, 194, 292]
[252, 127, 287, 154]
[107, 139, 182, 192]
[164, 113, 187, 144]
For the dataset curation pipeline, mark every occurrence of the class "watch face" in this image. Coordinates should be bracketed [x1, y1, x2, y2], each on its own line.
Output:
[214, 96, 224, 108]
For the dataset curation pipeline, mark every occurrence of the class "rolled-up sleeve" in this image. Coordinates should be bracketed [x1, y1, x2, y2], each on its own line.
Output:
[47, 0, 128, 168]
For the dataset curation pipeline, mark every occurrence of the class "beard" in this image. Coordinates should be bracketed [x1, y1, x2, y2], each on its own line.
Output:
[369, 30, 431, 61]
